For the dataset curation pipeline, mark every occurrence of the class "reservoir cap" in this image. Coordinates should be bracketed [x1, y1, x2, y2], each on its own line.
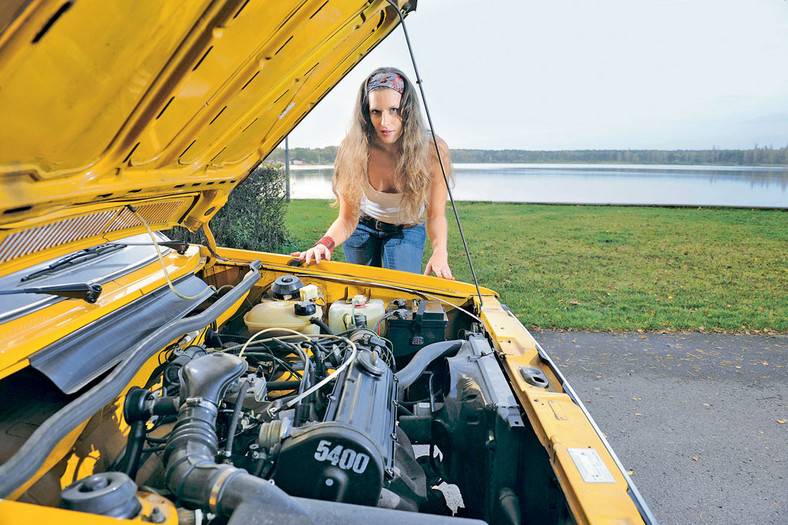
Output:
[272, 275, 304, 299]
[294, 301, 317, 316]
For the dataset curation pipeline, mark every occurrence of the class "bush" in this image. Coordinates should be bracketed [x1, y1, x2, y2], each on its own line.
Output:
[167, 162, 288, 252]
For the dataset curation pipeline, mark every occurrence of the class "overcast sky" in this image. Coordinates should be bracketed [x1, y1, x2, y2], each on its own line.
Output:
[288, 0, 788, 151]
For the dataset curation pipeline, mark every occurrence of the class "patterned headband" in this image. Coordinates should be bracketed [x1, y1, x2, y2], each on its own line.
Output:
[366, 72, 405, 95]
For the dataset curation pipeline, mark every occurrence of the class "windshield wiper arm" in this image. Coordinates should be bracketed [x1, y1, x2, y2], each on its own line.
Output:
[21, 244, 124, 282]
[0, 283, 103, 303]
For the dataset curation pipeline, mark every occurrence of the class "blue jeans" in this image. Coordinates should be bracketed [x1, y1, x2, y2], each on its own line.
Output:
[343, 222, 426, 273]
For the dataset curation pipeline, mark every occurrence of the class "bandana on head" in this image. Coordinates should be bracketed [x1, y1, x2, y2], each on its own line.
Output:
[366, 72, 405, 95]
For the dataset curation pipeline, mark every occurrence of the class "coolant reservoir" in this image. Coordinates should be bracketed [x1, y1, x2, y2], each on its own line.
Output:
[244, 300, 323, 335]
[328, 295, 384, 334]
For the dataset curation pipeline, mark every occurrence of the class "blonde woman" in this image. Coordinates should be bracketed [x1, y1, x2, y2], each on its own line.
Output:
[291, 67, 454, 279]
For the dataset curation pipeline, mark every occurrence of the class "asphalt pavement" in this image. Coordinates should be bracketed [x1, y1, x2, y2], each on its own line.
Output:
[535, 330, 787, 525]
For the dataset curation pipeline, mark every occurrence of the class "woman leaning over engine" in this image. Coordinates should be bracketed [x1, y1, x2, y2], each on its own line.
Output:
[291, 67, 454, 280]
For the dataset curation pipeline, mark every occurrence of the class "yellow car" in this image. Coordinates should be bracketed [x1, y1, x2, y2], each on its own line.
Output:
[0, 1, 655, 524]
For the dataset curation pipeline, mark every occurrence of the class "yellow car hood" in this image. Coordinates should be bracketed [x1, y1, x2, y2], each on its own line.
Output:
[0, 0, 411, 273]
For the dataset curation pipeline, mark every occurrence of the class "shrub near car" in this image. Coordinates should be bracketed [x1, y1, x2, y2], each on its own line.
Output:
[0, 1, 654, 524]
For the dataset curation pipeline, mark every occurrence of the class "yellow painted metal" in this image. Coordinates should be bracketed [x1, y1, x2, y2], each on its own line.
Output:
[0, 357, 28, 382]
[0, 492, 178, 524]
[136, 491, 179, 525]
[8, 420, 90, 500]
[59, 392, 127, 487]
[0, 499, 129, 524]
[216, 246, 497, 300]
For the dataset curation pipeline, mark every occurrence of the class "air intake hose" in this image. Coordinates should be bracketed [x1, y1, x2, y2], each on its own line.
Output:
[163, 352, 303, 517]
[395, 340, 463, 396]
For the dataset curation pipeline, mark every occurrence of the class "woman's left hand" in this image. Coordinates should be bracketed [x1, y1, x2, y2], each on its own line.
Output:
[424, 252, 454, 280]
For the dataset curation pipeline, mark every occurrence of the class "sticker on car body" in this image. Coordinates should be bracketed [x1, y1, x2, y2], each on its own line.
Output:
[567, 447, 616, 483]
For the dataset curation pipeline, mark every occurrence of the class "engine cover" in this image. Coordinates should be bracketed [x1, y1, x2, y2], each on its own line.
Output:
[272, 348, 397, 506]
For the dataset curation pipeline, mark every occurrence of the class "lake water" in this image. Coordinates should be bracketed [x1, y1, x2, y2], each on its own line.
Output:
[289, 163, 788, 208]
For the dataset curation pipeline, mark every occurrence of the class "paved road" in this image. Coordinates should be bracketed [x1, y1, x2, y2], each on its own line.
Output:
[535, 331, 787, 525]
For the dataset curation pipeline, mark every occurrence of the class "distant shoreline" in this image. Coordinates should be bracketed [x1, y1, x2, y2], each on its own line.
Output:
[286, 162, 788, 170]
[285, 163, 787, 207]
[267, 145, 788, 167]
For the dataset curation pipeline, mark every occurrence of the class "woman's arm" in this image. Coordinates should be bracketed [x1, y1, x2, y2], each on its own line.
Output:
[290, 194, 358, 265]
[423, 138, 454, 280]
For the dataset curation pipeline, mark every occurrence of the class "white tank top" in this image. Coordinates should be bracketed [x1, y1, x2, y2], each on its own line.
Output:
[359, 177, 424, 225]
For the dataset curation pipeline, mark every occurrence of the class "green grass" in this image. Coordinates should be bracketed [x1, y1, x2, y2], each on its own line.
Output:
[282, 200, 788, 333]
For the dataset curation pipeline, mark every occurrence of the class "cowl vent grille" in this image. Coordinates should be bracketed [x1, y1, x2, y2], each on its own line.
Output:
[0, 198, 191, 265]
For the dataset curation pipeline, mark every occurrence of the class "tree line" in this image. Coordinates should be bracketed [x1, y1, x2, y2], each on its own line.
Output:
[266, 146, 338, 165]
[266, 145, 788, 166]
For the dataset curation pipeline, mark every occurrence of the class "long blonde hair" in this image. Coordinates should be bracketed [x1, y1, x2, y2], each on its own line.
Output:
[333, 67, 433, 222]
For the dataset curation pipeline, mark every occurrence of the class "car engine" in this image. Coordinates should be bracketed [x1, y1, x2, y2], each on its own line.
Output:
[4, 273, 566, 524]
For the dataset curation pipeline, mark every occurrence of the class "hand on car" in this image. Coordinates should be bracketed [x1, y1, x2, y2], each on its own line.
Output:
[290, 244, 331, 266]
[424, 252, 454, 280]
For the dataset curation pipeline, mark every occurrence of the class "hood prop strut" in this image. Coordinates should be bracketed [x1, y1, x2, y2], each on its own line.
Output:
[385, 0, 484, 309]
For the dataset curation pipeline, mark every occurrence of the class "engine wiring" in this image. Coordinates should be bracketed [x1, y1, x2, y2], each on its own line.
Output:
[349, 328, 396, 369]
[238, 327, 310, 358]
[279, 334, 358, 413]
[101, 260, 488, 518]
[205, 329, 362, 417]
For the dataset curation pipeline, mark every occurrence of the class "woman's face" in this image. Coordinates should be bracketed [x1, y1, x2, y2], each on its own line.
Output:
[368, 88, 403, 145]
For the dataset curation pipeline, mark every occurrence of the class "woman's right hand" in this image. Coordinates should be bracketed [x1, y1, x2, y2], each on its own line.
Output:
[290, 243, 332, 266]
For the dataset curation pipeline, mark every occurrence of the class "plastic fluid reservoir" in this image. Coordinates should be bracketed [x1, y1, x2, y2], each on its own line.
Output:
[328, 295, 384, 334]
[244, 300, 323, 335]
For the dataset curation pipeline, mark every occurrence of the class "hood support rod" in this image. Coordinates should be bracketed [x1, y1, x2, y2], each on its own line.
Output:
[385, 0, 484, 309]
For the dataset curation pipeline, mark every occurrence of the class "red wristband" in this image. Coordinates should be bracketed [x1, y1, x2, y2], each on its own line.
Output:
[313, 236, 335, 254]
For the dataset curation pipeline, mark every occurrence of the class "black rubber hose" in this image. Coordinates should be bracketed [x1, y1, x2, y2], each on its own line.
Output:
[395, 340, 464, 396]
[223, 379, 251, 459]
[118, 420, 146, 480]
[291, 345, 311, 426]
[309, 316, 333, 335]
[498, 487, 522, 525]
[0, 260, 261, 498]
[225, 492, 488, 525]
[266, 380, 300, 390]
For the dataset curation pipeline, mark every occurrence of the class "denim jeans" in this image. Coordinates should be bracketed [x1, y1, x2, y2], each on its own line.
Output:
[343, 222, 426, 273]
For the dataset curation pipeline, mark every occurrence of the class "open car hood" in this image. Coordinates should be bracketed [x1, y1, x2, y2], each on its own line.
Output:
[0, 0, 412, 274]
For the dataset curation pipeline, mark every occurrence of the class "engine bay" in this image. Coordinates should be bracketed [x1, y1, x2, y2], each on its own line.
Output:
[112, 274, 566, 523]
[0, 266, 570, 524]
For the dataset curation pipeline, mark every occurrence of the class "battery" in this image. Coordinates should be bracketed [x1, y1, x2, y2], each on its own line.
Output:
[384, 299, 447, 359]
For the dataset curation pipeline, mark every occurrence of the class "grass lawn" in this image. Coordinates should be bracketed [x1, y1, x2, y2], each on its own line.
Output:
[282, 200, 787, 333]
